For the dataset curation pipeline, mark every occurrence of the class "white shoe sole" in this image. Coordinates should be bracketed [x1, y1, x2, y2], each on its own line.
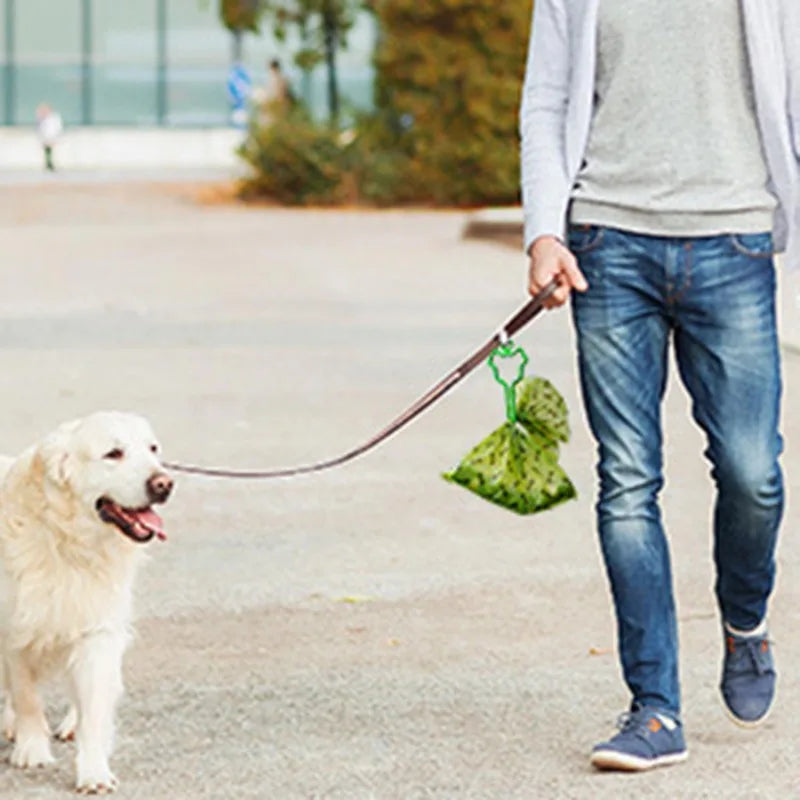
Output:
[590, 748, 688, 772]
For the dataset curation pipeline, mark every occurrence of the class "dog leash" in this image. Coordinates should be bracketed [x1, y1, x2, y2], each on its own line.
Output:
[163, 280, 559, 479]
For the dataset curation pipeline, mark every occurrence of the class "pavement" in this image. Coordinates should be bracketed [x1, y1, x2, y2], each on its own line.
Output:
[0, 181, 798, 799]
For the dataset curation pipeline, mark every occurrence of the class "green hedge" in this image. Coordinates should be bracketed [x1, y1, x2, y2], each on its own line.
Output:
[239, 108, 354, 204]
[238, 0, 534, 206]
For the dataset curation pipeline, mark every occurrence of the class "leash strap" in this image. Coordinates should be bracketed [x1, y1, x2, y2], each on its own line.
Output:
[164, 280, 559, 479]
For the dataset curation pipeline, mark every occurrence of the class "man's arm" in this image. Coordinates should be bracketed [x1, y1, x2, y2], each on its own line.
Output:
[519, 0, 587, 307]
[782, 0, 800, 162]
[520, 0, 571, 250]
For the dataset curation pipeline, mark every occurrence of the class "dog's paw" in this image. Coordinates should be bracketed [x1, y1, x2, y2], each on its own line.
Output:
[75, 769, 119, 795]
[2, 703, 16, 742]
[55, 707, 78, 742]
[76, 758, 118, 795]
[9, 734, 55, 768]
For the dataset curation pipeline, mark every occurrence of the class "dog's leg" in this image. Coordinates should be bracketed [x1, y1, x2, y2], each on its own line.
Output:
[55, 703, 78, 742]
[5, 653, 55, 768]
[71, 632, 125, 794]
[0, 658, 13, 740]
[0, 659, 14, 740]
[3, 696, 16, 741]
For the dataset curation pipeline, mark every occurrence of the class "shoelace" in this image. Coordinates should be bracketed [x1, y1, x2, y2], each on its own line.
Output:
[733, 637, 773, 676]
[615, 708, 676, 735]
[615, 711, 643, 732]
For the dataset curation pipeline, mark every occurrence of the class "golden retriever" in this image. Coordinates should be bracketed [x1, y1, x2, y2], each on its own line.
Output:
[0, 412, 173, 794]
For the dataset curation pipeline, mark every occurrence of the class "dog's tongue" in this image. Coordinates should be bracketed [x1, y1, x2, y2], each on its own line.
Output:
[132, 508, 167, 541]
[98, 499, 167, 543]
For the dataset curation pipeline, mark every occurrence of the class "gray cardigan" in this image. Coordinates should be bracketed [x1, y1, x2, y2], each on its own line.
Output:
[519, 0, 800, 268]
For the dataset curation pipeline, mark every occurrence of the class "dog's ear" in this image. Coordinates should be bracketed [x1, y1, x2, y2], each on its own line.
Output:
[38, 421, 80, 489]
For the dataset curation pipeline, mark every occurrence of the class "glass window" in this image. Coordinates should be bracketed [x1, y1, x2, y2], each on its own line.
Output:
[166, 0, 229, 125]
[91, 0, 158, 124]
[0, 0, 6, 61]
[335, 12, 377, 114]
[14, 0, 82, 124]
[3, 0, 376, 127]
[1, 0, 7, 124]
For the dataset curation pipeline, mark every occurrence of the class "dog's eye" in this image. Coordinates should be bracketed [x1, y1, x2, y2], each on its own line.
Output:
[150, 444, 159, 454]
[103, 448, 125, 461]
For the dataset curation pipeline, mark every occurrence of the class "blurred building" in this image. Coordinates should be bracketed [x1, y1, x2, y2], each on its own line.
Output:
[0, 0, 375, 127]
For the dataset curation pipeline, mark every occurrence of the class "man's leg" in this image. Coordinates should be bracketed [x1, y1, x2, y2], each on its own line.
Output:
[570, 227, 680, 716]
[673, 233, 783, 725]
[672, 234, 783, 631]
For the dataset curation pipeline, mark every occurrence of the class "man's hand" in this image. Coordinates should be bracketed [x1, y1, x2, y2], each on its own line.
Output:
[528, 235, 588, 308]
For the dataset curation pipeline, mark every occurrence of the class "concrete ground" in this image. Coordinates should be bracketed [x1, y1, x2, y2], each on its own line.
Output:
[0, 181, 798, 799]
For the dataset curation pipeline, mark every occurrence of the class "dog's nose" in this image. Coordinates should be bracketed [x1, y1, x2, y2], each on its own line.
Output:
[146, 472, 174, 504]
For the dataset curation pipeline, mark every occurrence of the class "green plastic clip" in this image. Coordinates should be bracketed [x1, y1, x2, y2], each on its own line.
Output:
[488, 340, 529, 424]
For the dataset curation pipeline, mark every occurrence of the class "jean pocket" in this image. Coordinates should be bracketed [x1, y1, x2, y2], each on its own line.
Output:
[728, 232, 775, 259]
[568, 225, 605, 254]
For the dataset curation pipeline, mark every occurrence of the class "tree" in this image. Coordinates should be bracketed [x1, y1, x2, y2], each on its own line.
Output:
[220, 0, 266, 61]
[239, 0, 535, 207]
[263, 0, 360, 122]
[370, 0, 534, 205]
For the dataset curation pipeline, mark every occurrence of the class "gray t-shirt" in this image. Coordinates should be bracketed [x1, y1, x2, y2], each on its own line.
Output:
[570, 0, 777, 236]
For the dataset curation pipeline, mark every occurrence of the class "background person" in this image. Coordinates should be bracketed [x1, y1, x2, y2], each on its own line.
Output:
[252, 58, 295, 126]
[35, 103, 63, 172]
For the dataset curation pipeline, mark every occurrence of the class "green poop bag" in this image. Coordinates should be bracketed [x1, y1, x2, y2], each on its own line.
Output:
[443, 342, 577, 514]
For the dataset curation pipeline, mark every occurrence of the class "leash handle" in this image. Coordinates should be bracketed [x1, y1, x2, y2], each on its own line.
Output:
[164, 279, 559, 479]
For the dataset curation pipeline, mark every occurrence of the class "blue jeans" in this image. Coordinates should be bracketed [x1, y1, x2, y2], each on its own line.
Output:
[569, 225, 784, 716]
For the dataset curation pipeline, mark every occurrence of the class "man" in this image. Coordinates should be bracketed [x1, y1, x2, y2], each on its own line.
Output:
[520, 0, 799, 771]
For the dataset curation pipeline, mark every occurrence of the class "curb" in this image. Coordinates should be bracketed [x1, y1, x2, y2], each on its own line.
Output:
[462, 206, 523, 250]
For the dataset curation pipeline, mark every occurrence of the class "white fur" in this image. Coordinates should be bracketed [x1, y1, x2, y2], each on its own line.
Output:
[0, 412, 168, 794]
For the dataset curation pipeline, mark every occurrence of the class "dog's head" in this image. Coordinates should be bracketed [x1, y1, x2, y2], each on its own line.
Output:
[38, 411, 173, 544]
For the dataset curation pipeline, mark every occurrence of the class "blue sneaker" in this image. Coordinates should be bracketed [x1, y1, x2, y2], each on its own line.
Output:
[590, 707, 688, 772]
[720, 628, 776, 727]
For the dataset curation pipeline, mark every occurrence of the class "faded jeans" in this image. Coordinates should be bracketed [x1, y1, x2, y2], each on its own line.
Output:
[569, 225, 784, 716]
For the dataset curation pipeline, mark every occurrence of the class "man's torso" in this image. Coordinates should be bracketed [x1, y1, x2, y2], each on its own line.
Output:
[570, 0, 777, 236]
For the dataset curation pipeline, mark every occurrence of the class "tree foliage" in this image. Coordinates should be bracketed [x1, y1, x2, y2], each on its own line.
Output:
[263, 0, 362, 120]
[370, 0, 534, 205]
[239, 107, 353, 203]
[220, 0, 265, 33]
[239, 0, 535, 207]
